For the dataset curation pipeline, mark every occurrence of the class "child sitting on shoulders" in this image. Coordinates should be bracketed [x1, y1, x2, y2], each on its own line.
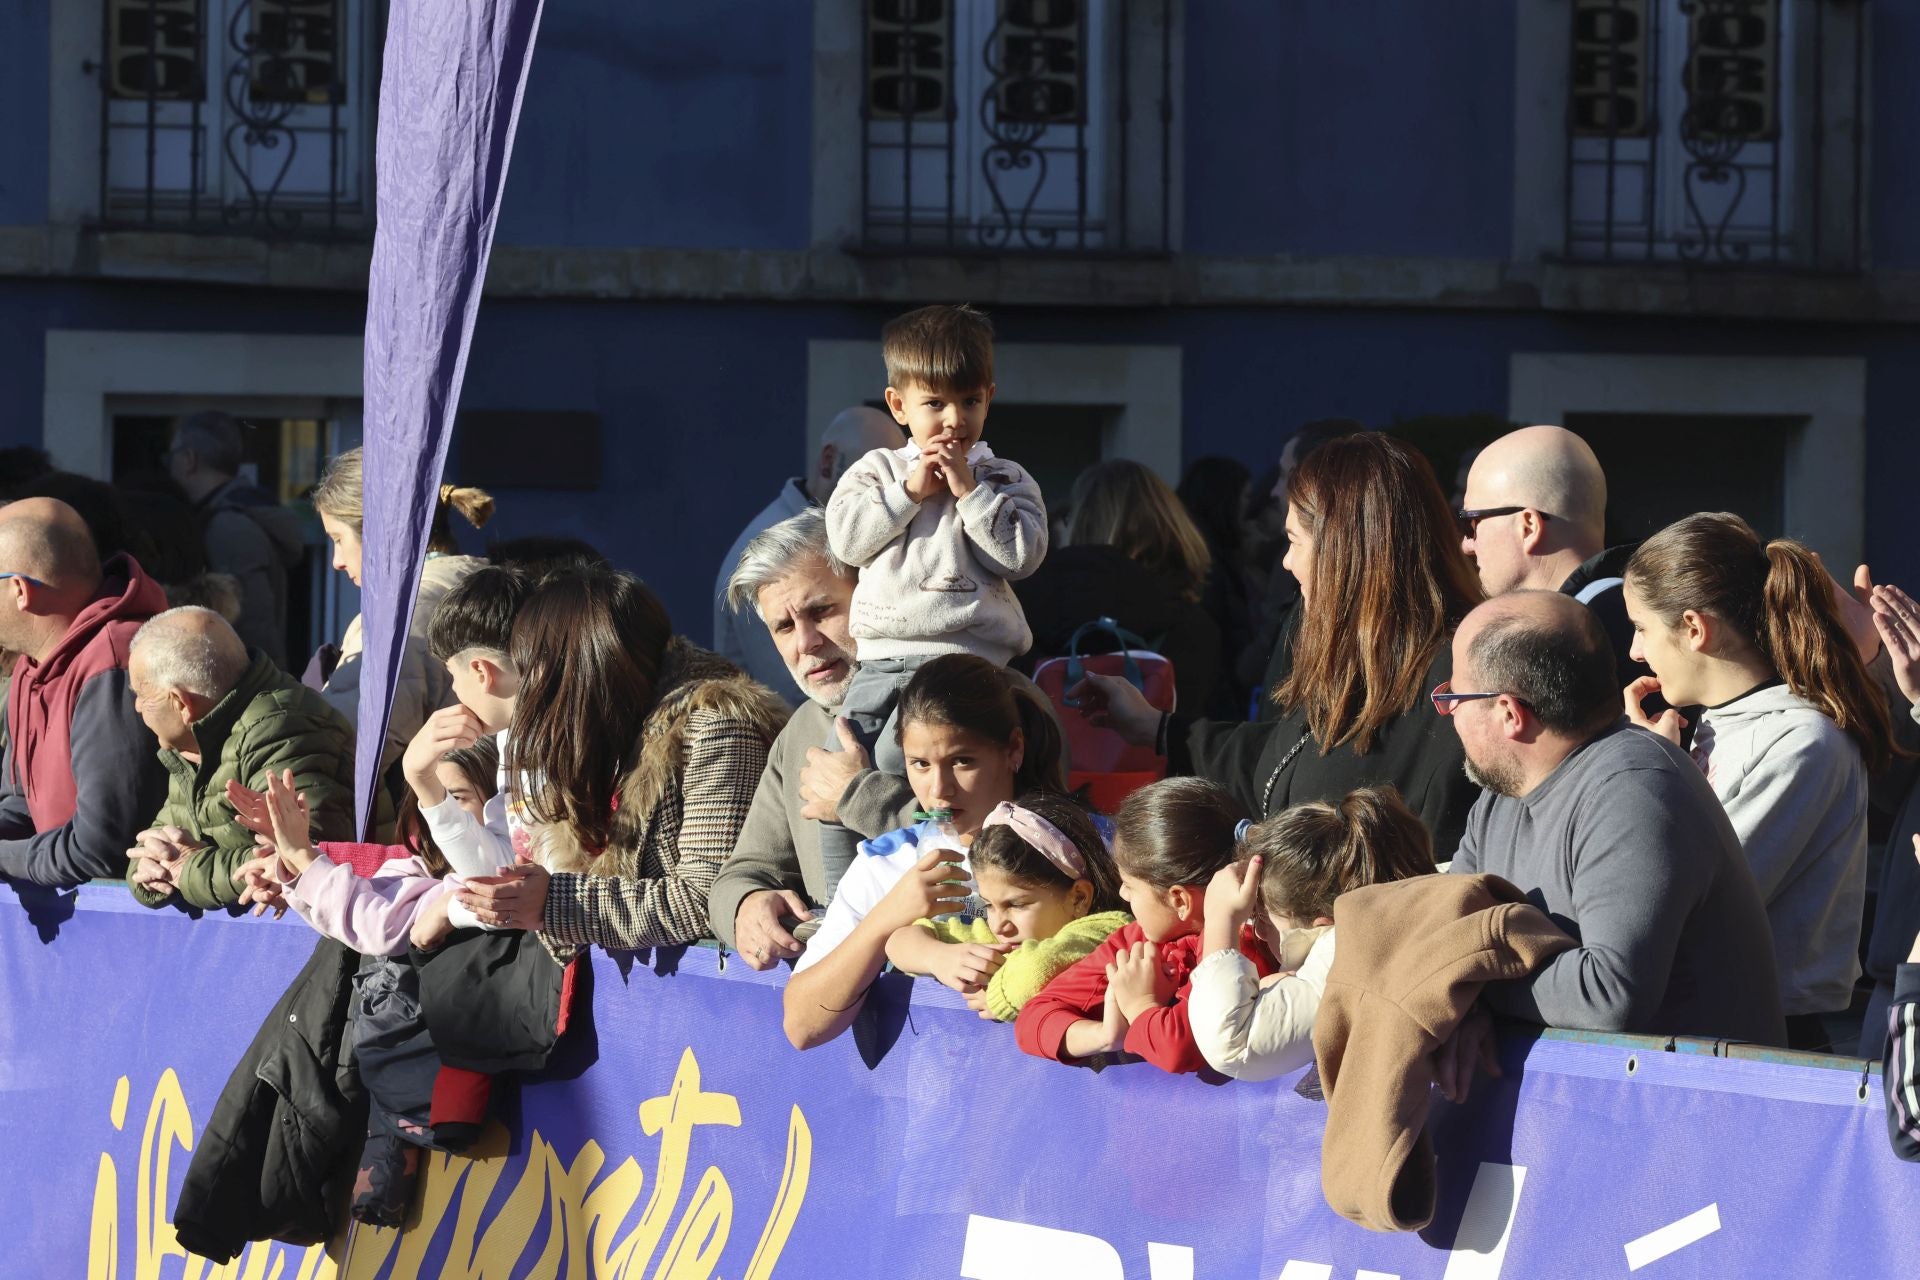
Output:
[820, 304, 1048, 905]
[1188, 785, 1435, 1082]
[1015, 777, 1276, 1075]
[885, 792, 1128, 1022]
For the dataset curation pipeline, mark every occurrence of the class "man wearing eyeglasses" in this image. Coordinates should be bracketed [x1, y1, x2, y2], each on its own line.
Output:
[0, 498, 170, 888]
[1433, 590, 1785, 1077]
[1456, 426, 1643, 681]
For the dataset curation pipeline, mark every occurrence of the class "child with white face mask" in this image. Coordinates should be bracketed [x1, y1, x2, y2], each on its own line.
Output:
[1188, 786, 1437, 1081]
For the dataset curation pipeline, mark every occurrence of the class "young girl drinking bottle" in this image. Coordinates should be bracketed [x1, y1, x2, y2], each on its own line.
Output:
[1015, 776, 1277, 1075]
[782, 653, 1065, 1049]
[885, 791, 1129, 1021]
[1189, 785, 1435, 1081]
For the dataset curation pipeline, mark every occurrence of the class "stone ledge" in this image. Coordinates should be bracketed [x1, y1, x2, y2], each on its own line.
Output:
[3, 225, 1916, 323]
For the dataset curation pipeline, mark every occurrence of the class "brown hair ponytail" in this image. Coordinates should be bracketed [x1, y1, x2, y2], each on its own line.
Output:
[1244, 785, 1434, 923]
[429, 484, 496, 553]
[1760, 538, 1896, 772]
[1627, 512, 1896, 772]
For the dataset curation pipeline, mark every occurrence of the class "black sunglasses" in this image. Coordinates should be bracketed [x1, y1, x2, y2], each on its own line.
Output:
[1456, 506, 1553, 535]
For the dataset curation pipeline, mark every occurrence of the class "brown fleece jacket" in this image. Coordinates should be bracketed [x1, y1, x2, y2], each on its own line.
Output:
[1312, 873, 1575, 1233]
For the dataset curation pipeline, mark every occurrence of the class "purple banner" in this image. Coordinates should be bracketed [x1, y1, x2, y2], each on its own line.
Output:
[356, 0, 546, 835]
[4, 881, 1918, 1278]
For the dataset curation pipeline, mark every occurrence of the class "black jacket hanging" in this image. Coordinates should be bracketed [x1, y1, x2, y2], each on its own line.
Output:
[171, 936, 367, 1263]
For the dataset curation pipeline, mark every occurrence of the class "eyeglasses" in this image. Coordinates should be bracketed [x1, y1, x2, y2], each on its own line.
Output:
[1456, 506, 1552, 536]
[1430, 680, 1531, 716]
[0, 572, 49, 589]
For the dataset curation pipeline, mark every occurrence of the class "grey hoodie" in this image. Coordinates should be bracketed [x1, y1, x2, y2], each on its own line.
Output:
[1692, 682, 1867, 1016]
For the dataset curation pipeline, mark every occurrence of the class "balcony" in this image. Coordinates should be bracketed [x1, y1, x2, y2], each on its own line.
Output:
[94, 0, 377, 238]
[859, 0, 1177, 256]
[1563, 0, 1866, 271]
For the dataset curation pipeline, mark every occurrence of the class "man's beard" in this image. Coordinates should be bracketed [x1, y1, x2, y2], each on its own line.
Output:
[1463, 749, 1524, 798]
[792, 659, 855, 709]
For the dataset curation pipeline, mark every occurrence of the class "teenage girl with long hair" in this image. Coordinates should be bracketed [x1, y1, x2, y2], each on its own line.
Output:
[1624, 512, 1897, 1049]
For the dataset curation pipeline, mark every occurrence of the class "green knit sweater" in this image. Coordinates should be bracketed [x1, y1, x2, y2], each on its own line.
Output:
[129, 652, 359, 910]
[916, 910, 1134, 1021]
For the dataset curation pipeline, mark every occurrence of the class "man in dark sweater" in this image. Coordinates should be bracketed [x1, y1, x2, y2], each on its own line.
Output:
[1442, 590, 1786, 1046]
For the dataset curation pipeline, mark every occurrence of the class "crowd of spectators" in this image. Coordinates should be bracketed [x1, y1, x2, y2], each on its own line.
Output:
[8, 304, 1920, 1251]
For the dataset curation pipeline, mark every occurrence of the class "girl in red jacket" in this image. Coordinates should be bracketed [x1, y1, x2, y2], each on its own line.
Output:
[1015, 776, 1274, 1073]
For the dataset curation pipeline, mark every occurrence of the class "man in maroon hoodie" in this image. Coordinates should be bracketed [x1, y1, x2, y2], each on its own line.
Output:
[0, 497, 169, 886]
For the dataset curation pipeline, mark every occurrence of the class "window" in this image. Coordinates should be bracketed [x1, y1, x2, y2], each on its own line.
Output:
[100, 0, 377, 234]
[859, 0, 1176, 253]
[1563, 0, 1864, 269]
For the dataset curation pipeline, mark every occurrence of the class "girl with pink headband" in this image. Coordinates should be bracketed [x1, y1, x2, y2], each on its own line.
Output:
[884, 793, 1128, 1021]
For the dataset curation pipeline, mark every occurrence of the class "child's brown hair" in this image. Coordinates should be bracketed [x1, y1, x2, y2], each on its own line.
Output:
[882, 303, 995, 394]
[968, 791, 1123, 914]
[1242, 785, 1433, 923]
[1111, 776, 1248, 889]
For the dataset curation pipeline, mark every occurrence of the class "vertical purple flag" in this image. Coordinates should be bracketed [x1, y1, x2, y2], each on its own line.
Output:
[355, 0, 546, 835]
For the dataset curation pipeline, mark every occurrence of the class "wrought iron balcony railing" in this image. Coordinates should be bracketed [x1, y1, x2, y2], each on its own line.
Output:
[95, 0, 376, 237]
[860, 0, 1177, 255]
[1564, 0, 1866, 270]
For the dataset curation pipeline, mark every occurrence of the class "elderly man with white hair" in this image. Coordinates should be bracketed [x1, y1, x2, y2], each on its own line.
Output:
[708, 508, 920, 968]
[712, 406, 902, 704]
[124, 606, 359, 910]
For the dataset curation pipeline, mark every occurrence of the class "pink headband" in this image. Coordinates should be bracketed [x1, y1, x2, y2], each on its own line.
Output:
[981, 802, 1086, 880]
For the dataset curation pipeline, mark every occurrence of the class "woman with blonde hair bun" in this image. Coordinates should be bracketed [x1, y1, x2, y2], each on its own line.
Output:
[311, 446, 497, 800]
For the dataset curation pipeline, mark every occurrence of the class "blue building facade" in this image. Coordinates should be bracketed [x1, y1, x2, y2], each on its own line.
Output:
[3, 0, 1916, 648]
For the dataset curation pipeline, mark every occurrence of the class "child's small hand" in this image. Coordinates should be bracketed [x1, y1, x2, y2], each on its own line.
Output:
[938, 438, 977, 498]
[1206, 857, 1261, 933]
[263, 768, 316, 873]
[411, 890, 456, 952]
[231, 852, 289, 918]
[226, 778, 307, 841]
[904, 453, 944, 504]
[403, 705, 485, 795]
[928, 941, 1013, 994]
[963, 987, 998, 1021]
[1106, 939, 1164, 1023]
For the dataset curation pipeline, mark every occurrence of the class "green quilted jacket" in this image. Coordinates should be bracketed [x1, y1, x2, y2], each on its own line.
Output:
[129, 652, 359, 910]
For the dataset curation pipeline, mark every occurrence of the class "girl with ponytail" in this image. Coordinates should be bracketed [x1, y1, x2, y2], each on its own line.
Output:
[1189, 785, 1434, 1081]
[1624, 512, 1895, 1047]
[313, 446, 499, 810]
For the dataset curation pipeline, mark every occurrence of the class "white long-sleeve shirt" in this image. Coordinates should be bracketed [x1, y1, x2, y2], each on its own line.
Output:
[1188, 928, 1335, 1081]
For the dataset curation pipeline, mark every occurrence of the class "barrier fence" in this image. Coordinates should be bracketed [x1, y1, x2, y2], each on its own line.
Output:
[3, 880, 1914, 1278]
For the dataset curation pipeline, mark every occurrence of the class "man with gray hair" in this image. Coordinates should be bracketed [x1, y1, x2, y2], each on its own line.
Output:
[712, 406, 902, 704]
[709, 508, 919, 967]
[124, 605, 358, 910]
[166, 410, 306, 669]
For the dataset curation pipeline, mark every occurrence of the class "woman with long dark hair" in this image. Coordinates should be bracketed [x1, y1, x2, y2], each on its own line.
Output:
[1074, 433, 1484, 856]
[452, 567, 789, 950]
